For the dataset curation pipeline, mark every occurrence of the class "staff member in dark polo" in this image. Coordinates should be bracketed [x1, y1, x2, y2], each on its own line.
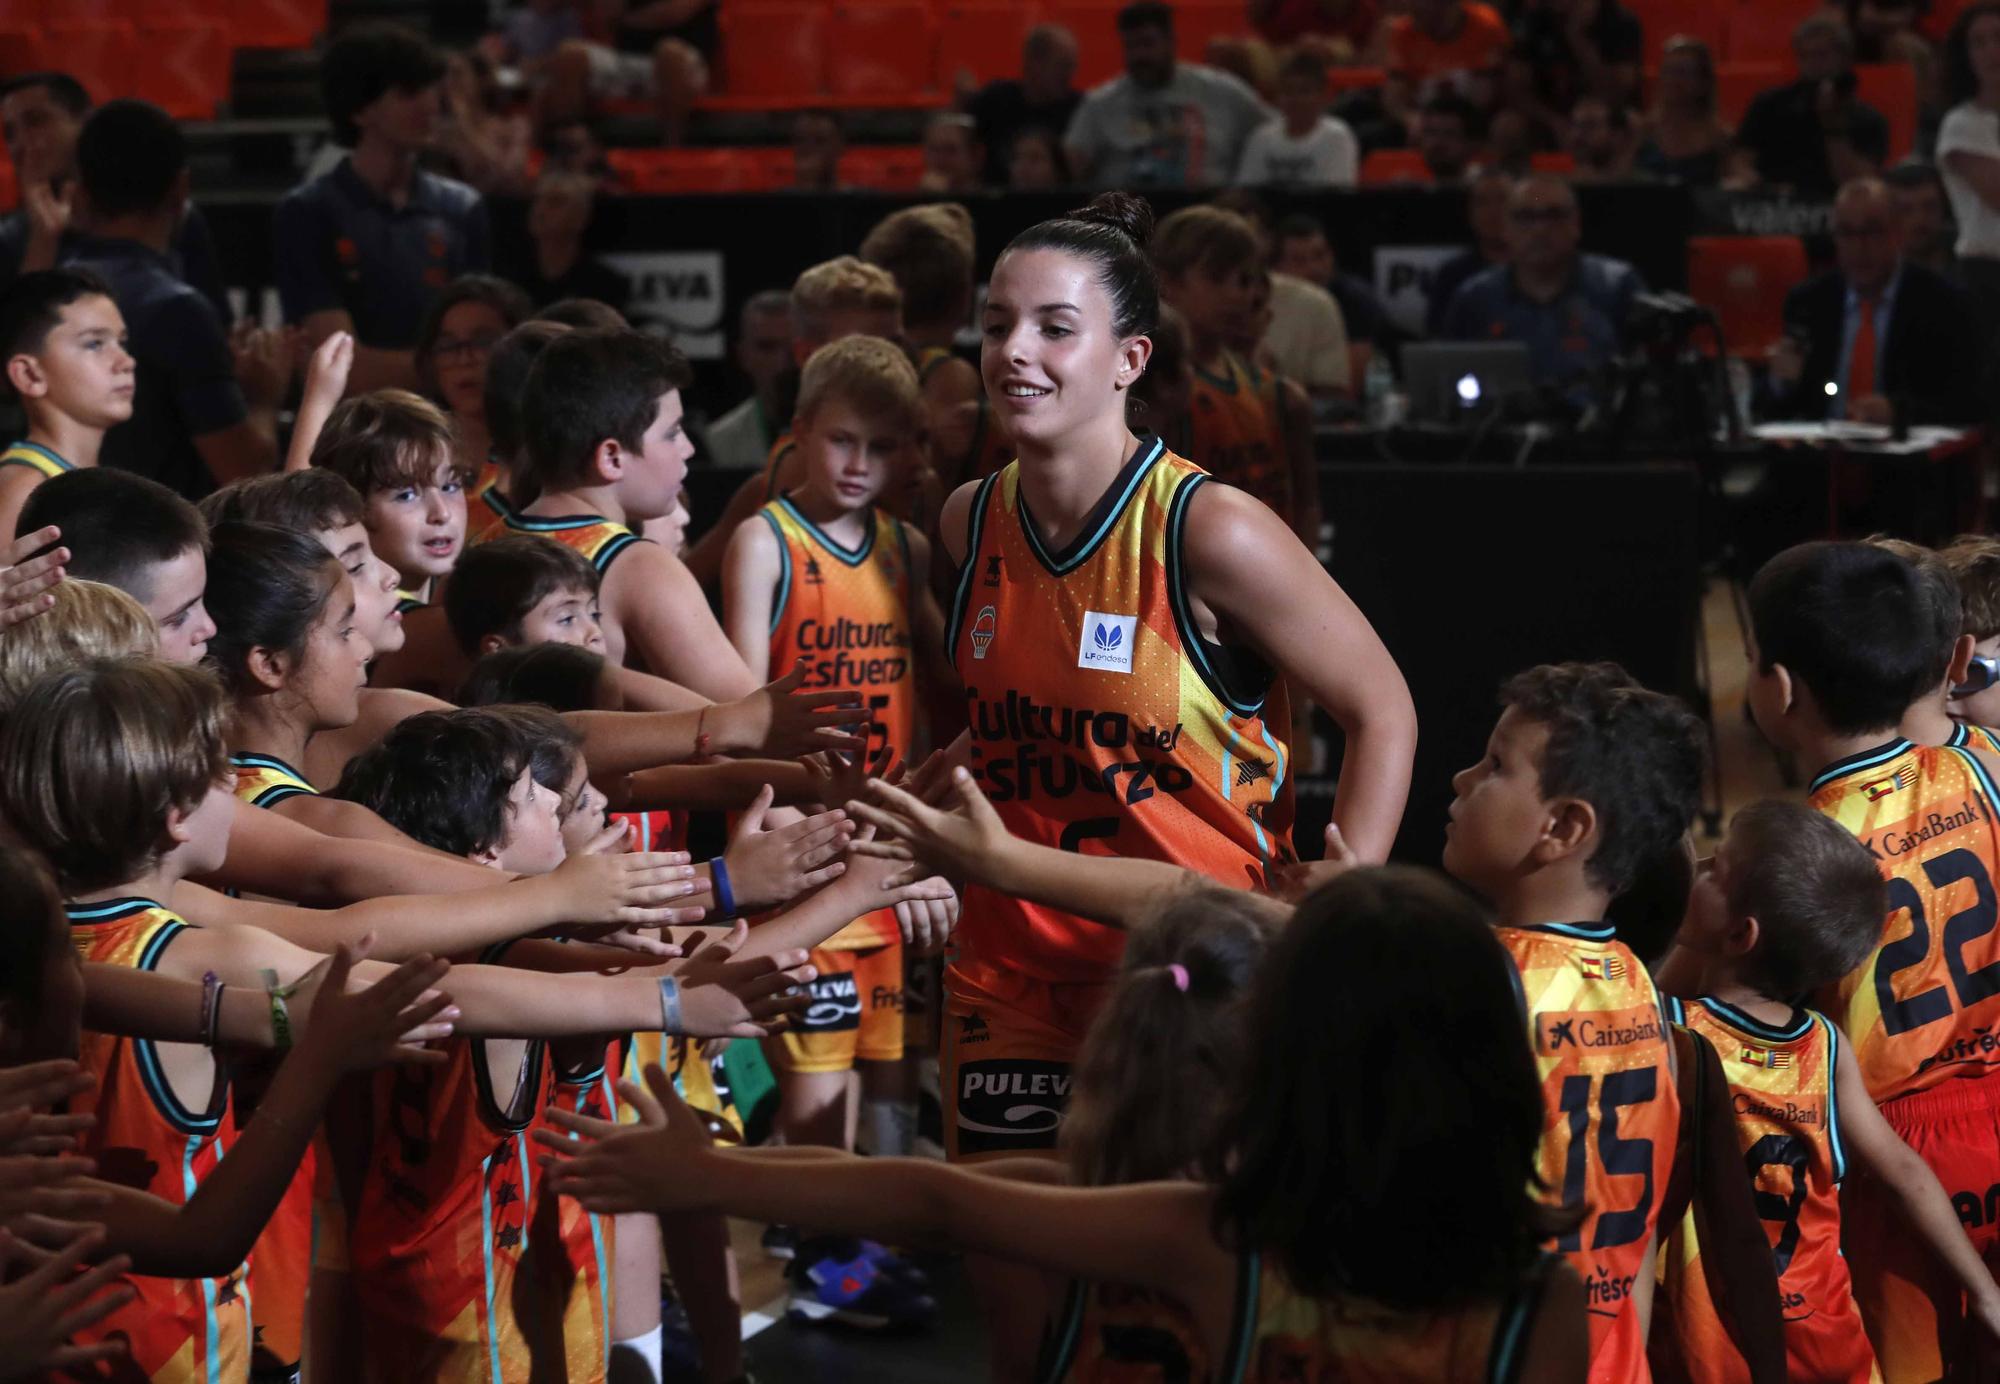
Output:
[274, 23, 489, 396]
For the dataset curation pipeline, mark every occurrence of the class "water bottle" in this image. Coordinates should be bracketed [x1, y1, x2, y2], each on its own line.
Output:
[1363, 352, 1396, 427]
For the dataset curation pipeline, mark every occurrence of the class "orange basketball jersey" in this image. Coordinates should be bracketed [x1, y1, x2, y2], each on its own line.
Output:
[1949, 722, 2000, 757]
[1809, 739, 2000, 1104]
[470, 453, 519, 546]
[758, 496, 916, 948]
[63, 897, 250, 1384]
[1660, 999, 1877, 1384]
[944, 440, 1294, 990]
[230, 751, 316, 810]
[1500, 921, 1677, 1384]
[528, 1050, 617, 1384]
[486, 511, 644, 577]
[1188, 353, 1293, 525]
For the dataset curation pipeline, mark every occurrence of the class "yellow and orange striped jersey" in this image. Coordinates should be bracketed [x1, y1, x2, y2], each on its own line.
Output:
[944, 440, 1293, 997]
[1, 438, 75, 479]
[230, 751, 317, 810]
[757, 497, 915, 948]
[1809, 739, 2000, 1104]
[470, 453, 518, 546]
[485, 511, 644, 577]
[1658, 999, 1877, 1384]
[1188, 353, 1294, 526]
[63, 897, 250, 1384]
[1948, 721, 2000, 756]
[1500, 921, 1677, 1384]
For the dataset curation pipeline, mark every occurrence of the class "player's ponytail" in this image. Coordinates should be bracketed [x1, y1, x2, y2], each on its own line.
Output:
[1002, 192, 1159, 339]
[203, 519, 345, 698]
[1057, 886, 1275, 1187]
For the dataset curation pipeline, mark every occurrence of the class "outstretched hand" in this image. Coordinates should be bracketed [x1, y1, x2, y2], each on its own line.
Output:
[0, 526, 66, 631]
[299, 939, 457, 1072]
[0, 1226, 135, 1380]
[721, 785, 854, 913]
[728, 662, 869, 760]
[533, 1061, 717, 1215]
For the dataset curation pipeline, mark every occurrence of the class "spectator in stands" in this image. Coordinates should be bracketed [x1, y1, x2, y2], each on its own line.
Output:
[1438, 174, 1644, 402]
[962, 24, 1082, 186]
[1250, 0, 1381, 64]
[416, 274, 532, 477]
[1426, 166, 1513, 333]
[1566, 95, 1638, 179]
[1503, 0, 1642, 146]
[705, 290, 794, 471]
[1763, 175, 1980, 426]
[1936, 1, 2000, 316]
[1484, 106, 1537, 176]
[435, 50, 535, 198]
[1274, 213, 1407, 385]
[63, 101, 286, 497]
[535, 0, 714, 146]
[1887, 161, 1959, 277]
[515, 172, 629, 312]
[275, 24, 488, 396]
[1236, 49, 1361, 185]
[1416, 92, 1481, 181]
[1381, 0, 1511, 136]
[1842, 0, 1926, 65]
[1006, 127, 1072, 188]
[1635, 36, 1730, 185]
[1730, 14, 1890, 196]
[921, 114, 985, 195]
[0, 73, 229, 325]
[1212, 189, 1354, 401]
[540, 117, 612, 184]
[791, 110, 845, 191]
[1065, 1, 1275, 187]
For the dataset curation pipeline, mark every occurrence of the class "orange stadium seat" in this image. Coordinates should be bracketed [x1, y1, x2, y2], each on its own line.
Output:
[1624, 0, 1728, 69]
[827, 3, 940, 104]
[1327, 65, 1387, 95]
[1530, 151, 1576, 174]
[0, 23, 44, 74]
[937, 3, 1043, 90]
[606, 146, 793, 193]
[230, 0, 324, 49]
[718, 2, 826, 102]
[1855, 61, 1917, 162]
[1049, 1, 1131, 88]
[136, 19, 233, 119]
[46, 20, 137, 106]
[0, 0, 40, 23]
[1713, 61, 1783, 127]
[839, 143, 927, 188]
[1359, 148, 1432, 184]
[1687, 235, 1808, 358]
[1725, 0, 1823, 62]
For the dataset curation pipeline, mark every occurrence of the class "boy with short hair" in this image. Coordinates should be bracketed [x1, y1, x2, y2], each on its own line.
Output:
[721, 333, 943, 1327]
[1747, 538, 2000, 1379]
[1659, 798, 2000, 1382]
[1441, 659, 1698, 1382]
[1234, 48, 1360, 188]
[0, 266, 134, 539]
[491, 327, 765, 702]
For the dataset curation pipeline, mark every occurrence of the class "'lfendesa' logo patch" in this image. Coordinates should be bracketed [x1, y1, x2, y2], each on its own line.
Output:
[1077, 612, 1137, 674]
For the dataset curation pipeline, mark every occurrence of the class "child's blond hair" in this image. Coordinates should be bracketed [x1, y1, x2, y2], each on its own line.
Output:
[860, 204, 976, 331]
[795, 334, 925, 436]
[791, 256, 902, 343]
[0, 579, 155, 715]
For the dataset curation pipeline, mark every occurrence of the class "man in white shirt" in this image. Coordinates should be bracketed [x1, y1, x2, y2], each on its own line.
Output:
[1065, 0, 1273, 188]
[1236, 49, 1359, 187]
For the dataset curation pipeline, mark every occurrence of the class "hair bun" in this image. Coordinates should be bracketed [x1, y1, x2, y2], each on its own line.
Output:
[1069, 191, 1155, 248]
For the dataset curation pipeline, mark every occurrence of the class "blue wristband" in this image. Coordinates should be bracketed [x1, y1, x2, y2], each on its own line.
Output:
[657, 977, 684, 1034]
[709, 857, 737, 918]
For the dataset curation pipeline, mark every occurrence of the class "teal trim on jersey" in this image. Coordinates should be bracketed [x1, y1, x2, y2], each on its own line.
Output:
[185, 1136, 223, 1384]
[135, 920, 224, 1135]
[762, 509, 791, 638]
[1698, 997, 1815, 1044]
[1017, 437, 1163, 578]
[1516, 920, 1618, 943]
[944, 470, 1001, 667]
[776, 495, 876, 567]
[1, 439, 74, 473]
[1822, 1014, 1848, 1183]
[1164, 473, 1268, 719]
[1808, 738, 1916, 794]
[480, 1148, 505, 1383]
[1218, 1250, 1262, 1383]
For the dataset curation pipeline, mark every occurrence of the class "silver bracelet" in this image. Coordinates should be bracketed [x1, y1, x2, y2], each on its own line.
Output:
[657, 977, 684, 1034]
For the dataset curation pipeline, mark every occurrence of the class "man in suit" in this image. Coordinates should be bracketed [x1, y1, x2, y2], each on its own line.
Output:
[1764, 176, 1982, 427]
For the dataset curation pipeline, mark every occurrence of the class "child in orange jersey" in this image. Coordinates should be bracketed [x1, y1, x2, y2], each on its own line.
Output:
[1656, 799, 2000, 1384]
[1939, 533, 2000, 750]
[1860, 536, 1998, 760]
[681, 256, 906, 589]
[1746, 540, 2000, 1381]
[0, 268, 133, 540]
[1441, 661, 1701, 1383]
[541, 867, 1589, 1384]
[722, 333, 949, 1328]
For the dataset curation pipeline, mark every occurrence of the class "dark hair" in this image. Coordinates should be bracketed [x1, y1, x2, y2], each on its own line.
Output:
[533, 297, 628, 331]
[1273, 213, 1325, 246]
[0, 833, 66, 1049]
[477, 702, 585, 795]
[321, 22, 446, 147]
[1948, 1, 2000, 106]
[1060, 887, 1276, 1186]
[76, 100, 184, 219]
[414, 274, 533, 402]
[457, 641, 609, 713]
[17, 467, 207, 602]
[1117, 1, 1174, 35]
[202, 520, 346, 697]
[1279, 47, 1329, 84]
[1008, 126, 1071, 184]
[1421, 91, 1481, 134]
[444, 535, 599, 655]
[520, 329, 693, 494]
[486, 320, 571, 470]
[1611, 835, 1695, 968]
[1885, 161, 1947, 195]
[859, 204, 976, 333]
[1748, 541, 1958, 737]
[198, 469, 366, 536]
[0, 267, 113, 389]
[311, 388, 464, 493]
[1724, 799, 1887, 1000]
[0, 72, 90, 119]
[1001, 192, 1158, 339]
[1128, 302, 1187, 430]
[332, 707, 532, 857]
[1654, 36, 1717, 116]
[1498, 662, 1705, 895]
[1212, 867, 1566, 1307]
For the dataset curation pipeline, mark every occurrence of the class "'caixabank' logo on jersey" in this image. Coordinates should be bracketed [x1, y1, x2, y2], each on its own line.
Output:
[1077, 611, 1137, 674]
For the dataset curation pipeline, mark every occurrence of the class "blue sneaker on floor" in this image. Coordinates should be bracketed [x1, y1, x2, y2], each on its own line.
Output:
[786, 1246, 936, 1331]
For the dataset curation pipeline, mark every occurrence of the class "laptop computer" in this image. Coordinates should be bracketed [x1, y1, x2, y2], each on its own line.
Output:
[1400, 342, 1534, 424]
